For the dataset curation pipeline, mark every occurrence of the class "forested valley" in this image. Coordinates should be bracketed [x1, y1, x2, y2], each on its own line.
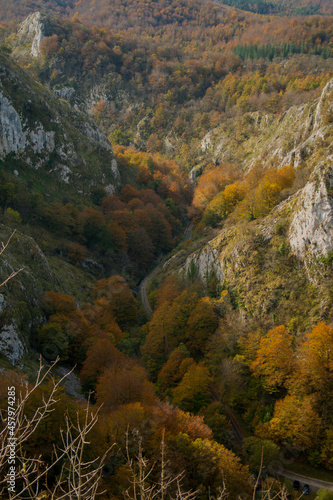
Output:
[0, 0, 333, 498]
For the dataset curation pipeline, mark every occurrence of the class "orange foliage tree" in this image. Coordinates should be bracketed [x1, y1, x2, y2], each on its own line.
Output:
[297, 322, 333, 393]
[296, 322, 333, 421]
[184, 297, 219, 358]
[192, 164, 239, 211]
[157, 344, 193, 393]
[250, 325, 295, 391]
[142, 287, 201, 376]
[80, 338, 125, 392]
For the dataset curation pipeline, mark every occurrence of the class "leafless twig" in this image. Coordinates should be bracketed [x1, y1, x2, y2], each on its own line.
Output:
[124, 428, 197, 500]
[0, 358, 110, 499]
[0, 230, 24, 287]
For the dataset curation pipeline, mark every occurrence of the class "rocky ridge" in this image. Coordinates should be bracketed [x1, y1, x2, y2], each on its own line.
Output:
[289, 157, 333, 260]
[16, 12, 46, 58]
[192, 87, 331, 174]
[161, 81, 333, 329]
[0, 223, 101, 366]
[0, 49, 122, 366]
[0, 50, 120, 195]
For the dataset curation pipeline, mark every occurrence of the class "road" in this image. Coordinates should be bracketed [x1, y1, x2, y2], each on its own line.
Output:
[184, 222, 193, 241]
[139, 264, 162, 318]
[139, 222, 194, 317]
[225, 406, 333, 494]
[275, 468, 333, 493]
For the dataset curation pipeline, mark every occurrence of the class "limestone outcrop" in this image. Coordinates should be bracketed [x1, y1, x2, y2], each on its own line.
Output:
[0, 52, 120, 194]
[289, 159, 333, 259]
[16, 12, 46, 57]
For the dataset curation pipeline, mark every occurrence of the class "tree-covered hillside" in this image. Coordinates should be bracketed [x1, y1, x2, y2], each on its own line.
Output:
[1, 0, 333, 498]
[4, 9, 332, 172]
[217, 0, 333, 15]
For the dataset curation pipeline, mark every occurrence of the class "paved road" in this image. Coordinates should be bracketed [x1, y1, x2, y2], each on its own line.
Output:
[225, 407, 333, 494]
[140, 222, 194, 318]
[139, 264, 162, 318]
[184, 222, 193, 241]
[275, 468, 333, 493]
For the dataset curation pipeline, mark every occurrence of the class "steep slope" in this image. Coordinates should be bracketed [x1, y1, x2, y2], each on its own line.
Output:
[0, 49, 121, 367]
[160, 79, 333, 331]
[0, 225, 99, 366]
[190, 75, 333, 173]
[0, 49, 120, 198]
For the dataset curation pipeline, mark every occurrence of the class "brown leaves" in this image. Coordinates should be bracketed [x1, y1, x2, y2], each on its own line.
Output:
[96, 360, 155, 412]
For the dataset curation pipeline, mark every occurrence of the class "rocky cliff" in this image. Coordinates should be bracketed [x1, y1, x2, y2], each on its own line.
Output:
[0, 49, 122, 367]
[185, 77, 333, 177]
[289, 158, 333, 260]
[16, 12, 46, 58]
[161, 80, 333, 330]
[0, 50, 120, 196]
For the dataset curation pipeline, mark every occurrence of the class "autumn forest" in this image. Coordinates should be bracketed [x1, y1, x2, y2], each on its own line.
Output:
[0, 0, 333, 498]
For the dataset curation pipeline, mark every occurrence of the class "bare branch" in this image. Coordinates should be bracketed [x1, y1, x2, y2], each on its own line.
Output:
[0, 230, 24, 287]
[0, 359, 110, 499]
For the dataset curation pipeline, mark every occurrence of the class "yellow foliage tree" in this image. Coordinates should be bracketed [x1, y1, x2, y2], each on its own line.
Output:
[321, 427, 333, 470]
[203, 181, 246, 225]
[185, 297, 219, 358]
[298, 322, 333, 393]
[269, 394, 322, 450]
[172, 363, 212, 412]
[167, 433, 250, 497]
[251, 325, 295, 390]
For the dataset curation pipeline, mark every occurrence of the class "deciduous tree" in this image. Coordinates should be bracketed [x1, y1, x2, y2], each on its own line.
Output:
[251, 325, 295, 390]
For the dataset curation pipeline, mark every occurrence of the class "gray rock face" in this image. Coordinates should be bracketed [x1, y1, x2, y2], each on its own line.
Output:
[0, 323, 25, 365]
[83, 122, 113, 151]
[184, 244, 224, 282]
[192, 77, 333, 179]
[17, 12, 46, 58]
[53, 87, 75, 100]
[0, 294, 7, 314]
[0, 91, 26, 155]
[314, 79, 333, 130]
[28, 126, 55, 155]
[82, 124, 120, 190]
[0, 59, 120, 193]
[289, 159, 333, 259]
[0, 91, 55, 160]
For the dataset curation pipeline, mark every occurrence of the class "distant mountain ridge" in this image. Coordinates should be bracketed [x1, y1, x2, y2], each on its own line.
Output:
[0, 0, 332, 30]
[215, 0, 333, 16]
